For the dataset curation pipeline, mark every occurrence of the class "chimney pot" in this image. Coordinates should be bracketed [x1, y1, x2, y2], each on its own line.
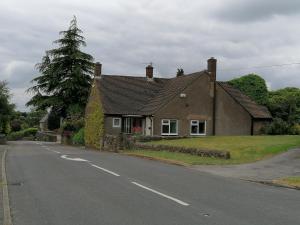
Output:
[146, 64, 154, 79]
[94, 62, 102, 77]
[207, 57, 217, 81]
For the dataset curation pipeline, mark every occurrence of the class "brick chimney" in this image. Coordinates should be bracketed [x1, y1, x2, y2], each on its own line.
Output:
[207, 57, 217, 135]
[146, 64, 153, 80]
[207, 57, 217, 81]
[94, 62, 102, 77]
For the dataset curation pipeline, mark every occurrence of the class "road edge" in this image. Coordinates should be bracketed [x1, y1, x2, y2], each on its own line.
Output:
[2, 149, 12, 225]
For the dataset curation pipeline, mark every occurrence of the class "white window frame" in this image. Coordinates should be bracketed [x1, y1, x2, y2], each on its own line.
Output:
[112, 118, 121, 128]
[161, 119, 178, 136]
[190, 120, 206, 136]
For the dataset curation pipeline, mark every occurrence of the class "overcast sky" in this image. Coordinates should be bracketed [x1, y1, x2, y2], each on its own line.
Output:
[1, 0, 300, 111]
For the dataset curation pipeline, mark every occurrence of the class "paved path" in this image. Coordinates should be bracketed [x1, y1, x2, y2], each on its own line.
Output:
[192, 148, 300, 181]
[5, 141, 300, 225]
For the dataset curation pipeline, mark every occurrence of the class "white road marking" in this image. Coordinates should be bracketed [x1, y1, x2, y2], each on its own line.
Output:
[90, 164, 120, 177]
[60, 155, 89, 162]
[52, 150, 61, 154]
[131, 182, 190, 206]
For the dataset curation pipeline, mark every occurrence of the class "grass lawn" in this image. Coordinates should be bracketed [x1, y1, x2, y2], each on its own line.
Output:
[125, 136, 300, 165]
[273, 177, 300, 188]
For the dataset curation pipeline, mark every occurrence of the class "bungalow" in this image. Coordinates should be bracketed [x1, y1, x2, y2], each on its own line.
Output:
[85, 58, 271, 145]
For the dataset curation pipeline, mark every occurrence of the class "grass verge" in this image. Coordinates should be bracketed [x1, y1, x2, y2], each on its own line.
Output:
[273, 177, 300, 188]
[125, 136, 300, 165]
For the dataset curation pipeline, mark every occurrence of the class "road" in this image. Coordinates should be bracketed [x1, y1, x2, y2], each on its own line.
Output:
[5, 141, 300, 225]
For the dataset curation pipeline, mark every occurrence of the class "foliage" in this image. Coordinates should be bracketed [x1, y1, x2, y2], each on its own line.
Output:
[11, 109, 46, 129]
[27, 16, 94, 119]
[10, 119, 22, 132]
[0, 81, 15, 134]
[72, 128, 85, 145]
[47, 110, 61, 130]
[62, 117, 84, 132]
[85, 85, 104, 149]
[268, 87, 300, 125]
[263, 118, 290, 135]
[228, 74, 269, 105]
[176, 68, 184, 76]
[7, 128, 38, 141]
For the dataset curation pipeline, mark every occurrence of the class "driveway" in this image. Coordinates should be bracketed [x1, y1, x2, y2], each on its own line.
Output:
[192, 148, 300, 181]
[4, 141, 300, 225]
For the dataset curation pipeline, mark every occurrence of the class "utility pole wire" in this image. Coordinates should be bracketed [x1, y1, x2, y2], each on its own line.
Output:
[220, 62, 300, 72]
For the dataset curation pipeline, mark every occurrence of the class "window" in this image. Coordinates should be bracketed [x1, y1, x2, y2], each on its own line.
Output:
[161, 119, 178, 135]
[190, 120, 206, 135]
[113, 118, 121, 128]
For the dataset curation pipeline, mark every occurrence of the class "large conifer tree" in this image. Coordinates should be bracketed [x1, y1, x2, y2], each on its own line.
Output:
[27, 16, 94, 117]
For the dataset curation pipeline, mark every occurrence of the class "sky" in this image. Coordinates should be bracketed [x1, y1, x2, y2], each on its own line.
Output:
[1, 0, 300, 111]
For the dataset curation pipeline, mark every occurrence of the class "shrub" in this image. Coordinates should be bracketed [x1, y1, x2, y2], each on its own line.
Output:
[62, 118, 84, 132]
[264, 118, 300, 135]
[8, 128, 38, 140]
[72, 128, 85, 145]
[10, 119, 22, 132]
[264, 118, 289, 135]
[290, 124, 300, 135]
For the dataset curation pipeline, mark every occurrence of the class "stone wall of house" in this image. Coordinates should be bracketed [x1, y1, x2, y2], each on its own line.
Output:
[153, 74, 214, 136]
[215, 84, 252, 135]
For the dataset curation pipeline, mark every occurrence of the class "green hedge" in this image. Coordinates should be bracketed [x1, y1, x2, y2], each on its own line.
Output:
[8, 128, 38, 140]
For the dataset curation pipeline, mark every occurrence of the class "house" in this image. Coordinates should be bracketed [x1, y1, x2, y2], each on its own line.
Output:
[85, 58, 272, 146]
[39, 113, 49, 132]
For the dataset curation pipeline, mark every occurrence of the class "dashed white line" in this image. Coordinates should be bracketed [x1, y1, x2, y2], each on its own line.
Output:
[52, 150, 61, 154]
[90, 164, 120, 177]
[131, 182, 189, 206]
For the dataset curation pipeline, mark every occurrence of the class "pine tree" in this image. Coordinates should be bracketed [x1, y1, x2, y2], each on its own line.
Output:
[27, 16, 94, 118]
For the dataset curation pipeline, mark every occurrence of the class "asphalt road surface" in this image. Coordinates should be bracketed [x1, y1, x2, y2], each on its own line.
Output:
[5, 141, 300, 225]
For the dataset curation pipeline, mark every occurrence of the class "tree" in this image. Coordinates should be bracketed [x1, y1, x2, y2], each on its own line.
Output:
[176, 68, 184, 76]
[0, 81, 15, 134]
[27, 16, 94, 118]
[268, 87, 300, 125]
[228, 74, 269, 105]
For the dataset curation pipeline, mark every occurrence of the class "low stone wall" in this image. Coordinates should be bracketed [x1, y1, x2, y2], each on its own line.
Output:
[133, 142, 230, 159]
[98, 134, 230, 159]
[36, 131, 57, 142]
[101, 135, 123, 152]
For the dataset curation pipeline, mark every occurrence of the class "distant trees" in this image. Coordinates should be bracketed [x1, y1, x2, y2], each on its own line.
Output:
[0, 81, 15, 134]
[27, 16, 94, 119]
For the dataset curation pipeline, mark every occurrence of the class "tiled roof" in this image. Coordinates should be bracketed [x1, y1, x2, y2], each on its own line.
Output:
[95, 75, 168, 115]
[218, 82, 272, 119]
[94, 73, 272, 119]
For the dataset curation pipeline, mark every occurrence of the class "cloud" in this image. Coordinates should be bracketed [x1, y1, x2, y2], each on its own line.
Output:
[0, 0, 300, 111]
[215, 0, 300, 22]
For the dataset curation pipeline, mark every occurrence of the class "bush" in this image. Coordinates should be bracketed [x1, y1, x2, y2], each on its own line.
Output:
[10, 119, 22, 132]
[62, 118, 84, 132]
[72, 128, 85, 145]
[264, 118, 300, 135]
[290, 124, 300, 135]
[8, 128, 38, 140]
